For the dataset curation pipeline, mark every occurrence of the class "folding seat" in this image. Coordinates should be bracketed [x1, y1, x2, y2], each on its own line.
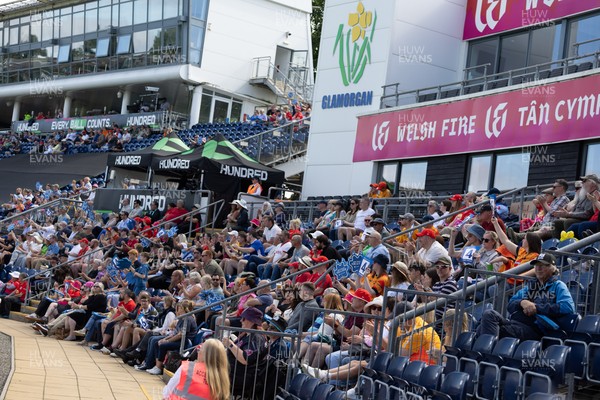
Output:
[498, 340, 541, 400]
[490, 79, 508, 89]
[410, 364, 444, 399]
[276, 373, 308, 400]
[475, 337, 520, 399]
[444, 331, 476, 374]
[564, 314, 600, 379]
[464, 84, 483, 94]
[374, 355, 409, 400]
[537, 70, 551, 79]
[541, 239, 559, 251]
[577, 62, 593, 72]
[431, 371, 469, 400]
[391, 360, 426, 396]
[358, 352, 393, 400]
[566, 64, 579, 74]
[459, 334, 497, 396]
[297, 377, 321, 400]
[326, 391, 345, 400]
[549, 67, 564, 78]
[310, 384, 334, 400]
[523, 344, 570, 398]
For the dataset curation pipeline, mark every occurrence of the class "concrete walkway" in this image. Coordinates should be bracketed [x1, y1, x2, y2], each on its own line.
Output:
[0, 319, 165, 400]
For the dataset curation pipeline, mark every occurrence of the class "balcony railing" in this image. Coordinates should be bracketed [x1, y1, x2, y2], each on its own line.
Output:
[381, 50, 600, 108]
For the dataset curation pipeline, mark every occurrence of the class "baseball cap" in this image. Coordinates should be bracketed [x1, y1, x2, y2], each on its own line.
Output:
[378, 181, 387, 190]
[227, 230, 239, 237]
[399, 213, 415, 220]
[372, 254, 390, 268]
[435, 256, 453, 266]
[416, 229, 436, 239]
[478, 204, 493, 213]
[371, 218, 386, 225]
[486, 188, 500, 196]
[308, 231, 325, 239]
[581, 174, 600, 184]
[348, 288, 373, 303]
[531, 253, 556, 266]
[449, 194, 463, 202]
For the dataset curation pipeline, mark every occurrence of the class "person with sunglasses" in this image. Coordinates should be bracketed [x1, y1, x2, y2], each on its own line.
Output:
[431, 256, 457, 335]
[336, 198, 360, 241]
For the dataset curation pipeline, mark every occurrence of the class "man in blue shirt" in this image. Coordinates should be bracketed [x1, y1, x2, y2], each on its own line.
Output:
[233, 230, 265, 276]
[477, 253, 575, 340]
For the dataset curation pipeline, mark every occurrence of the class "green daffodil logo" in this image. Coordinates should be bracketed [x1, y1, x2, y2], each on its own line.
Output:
[334, 1, 377, 86]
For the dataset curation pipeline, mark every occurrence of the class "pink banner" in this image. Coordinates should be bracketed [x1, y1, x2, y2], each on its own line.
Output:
[354, 74, 600, 162]
[463, 0, 600, 40]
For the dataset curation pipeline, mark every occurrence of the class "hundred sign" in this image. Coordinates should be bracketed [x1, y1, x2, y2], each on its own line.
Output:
[11, 112, 164, 133]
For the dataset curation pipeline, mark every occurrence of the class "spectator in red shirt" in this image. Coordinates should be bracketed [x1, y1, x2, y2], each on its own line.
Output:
[292, 256, 314, 285]
[163, 200, 188, 224]
[474, 204, 506, 232]
[309, 256, 333, 296]
[0, 272, 28, 318]
[91, 288, 137, 353]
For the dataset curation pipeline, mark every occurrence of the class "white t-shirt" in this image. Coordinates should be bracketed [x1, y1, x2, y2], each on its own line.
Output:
[417, 241, 449, 265]
[354, 208, 375, 231]
[317, 313, 345, 337]
[272, 241, 292, 263]
[264, 224, 282, 243]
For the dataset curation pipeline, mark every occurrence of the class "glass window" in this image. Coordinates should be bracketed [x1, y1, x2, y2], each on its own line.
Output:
[84, 39, 97, 58]
[98, 6, 111, 30]
[163, 27, 177, 47]
[85, 9, 98, 34]
[120, 2, 133, 26]
[467, 37, 498, 78]
[30, 20, 41, 42]
[499, 32, 528, 72]
[568, 13, 600, 56]
[60, 14, 72, 37]
[529, 25, 562, 66]
[116, 34, 131, 54]
[199, 93, 212, 123]
[97, 37, 110, 57]
[585, 143, 600, 175]
[112, 4, 119, 27]
[148, 0, 162, 22]
[467, 155, 492, 192]
[9, 26, 18, 45]
[378, 163, 398, 194]
[133, 30, 146, 53]
[134, 0, 148, 25]
[73, 4, 84, 12]
[20, 24, 29, 43]
[73, 12, 84, 36]
[98, 0, 110, 7]
[190, 25, 204, 49]
[190, 0, 209, 20]
[72, 41, 84, 61]
[164, 0, 178, 19]
[42, 17, 54, 41]
[86, 1, 97, 10]
[231, 101, 243, 123]
[493, 153, 530, 190]
[399, 162, 427, 190]
[147, 28, 161, 51]
[57, 44, 71, 63]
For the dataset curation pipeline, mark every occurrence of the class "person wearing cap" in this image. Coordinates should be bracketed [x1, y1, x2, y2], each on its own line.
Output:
[360, 253, 390, 298]
[273, 202, 287, 228]
[223, 306, 267, 396]
[306, 255, 333, 297]
[550, 175, 598, 238]
[390, 213, 419, 247]
[406, 228, 449, 267]
[362, 230, 390, 262]
[368, 182, 380, 198]
[445, 194, 464, 225]
[370, 217, 390, 239]
[565, 180, 584, 213]
[313, 200, 329, 226]
[0, 272, 28, 318]
[477, 253, 575, 340]
[377, 182, 392, 198]
[472, 204, 505, 232]
[389, 261, 411, 300]
[247, 177, 263, 196]
[568, 188, 600, 239]
[448, 224, 484, 278]
[231, 199, 250, 232]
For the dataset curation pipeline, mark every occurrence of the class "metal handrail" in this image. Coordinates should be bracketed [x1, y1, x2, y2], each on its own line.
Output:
[177, 257, 336, 353]
[0, 187, 101, 225]
[251, 57, 314, 102]
[381, 49, 600, 107]
[387, 230, 600, 352]
[21, 199, 224, 304]
[573, 37, 600, 55]
[382, 185, 526, 244]
[233, 116, 310, 166]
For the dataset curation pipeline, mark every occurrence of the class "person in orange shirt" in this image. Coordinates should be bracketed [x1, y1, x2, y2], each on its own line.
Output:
[368, 183, 379, 198]
[396, 301, 442, 364]
[247, 178, 263, 196]
[377, 182, 392, 198]
[391, 213, 419, 247]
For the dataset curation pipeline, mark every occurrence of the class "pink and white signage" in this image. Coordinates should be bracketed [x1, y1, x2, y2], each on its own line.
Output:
[354, 73, 600, 162]
[464, 0, 600, 40]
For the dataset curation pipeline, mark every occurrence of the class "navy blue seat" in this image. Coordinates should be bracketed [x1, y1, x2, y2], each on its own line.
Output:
[499, 341, 541, 400]
[541, 238, 559, 250]
[445, 331, 476, 374]
[459, 334, 497, 396]
[523, 345, 570, 398]
[413, 364, 444, 398]
[358, 352, 393, 399]
[298, 377, 321, 400]
[326, 391, 345, 400]
[564, 315, 600, 379]
[276, 373, 308, 400]
[374, 355, 410, 400]
[310, 384, 334, 400]
[431, 371, 469, 400]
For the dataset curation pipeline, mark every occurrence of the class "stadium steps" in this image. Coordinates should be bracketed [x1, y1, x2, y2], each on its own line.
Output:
[8, 310, 32, 323]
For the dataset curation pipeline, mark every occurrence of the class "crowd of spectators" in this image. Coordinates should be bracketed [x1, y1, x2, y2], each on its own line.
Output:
[247, 101, 311, 127]
[0, 173, 595, 398]
[0, 124, 155, 156]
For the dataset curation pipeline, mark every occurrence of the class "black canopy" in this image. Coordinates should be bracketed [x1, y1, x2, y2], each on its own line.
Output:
[151, 133, 285, 185]
[106, 132, 190, 171]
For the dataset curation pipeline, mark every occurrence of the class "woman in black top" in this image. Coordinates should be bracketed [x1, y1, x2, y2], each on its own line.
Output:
[64, 282, 108, 339]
